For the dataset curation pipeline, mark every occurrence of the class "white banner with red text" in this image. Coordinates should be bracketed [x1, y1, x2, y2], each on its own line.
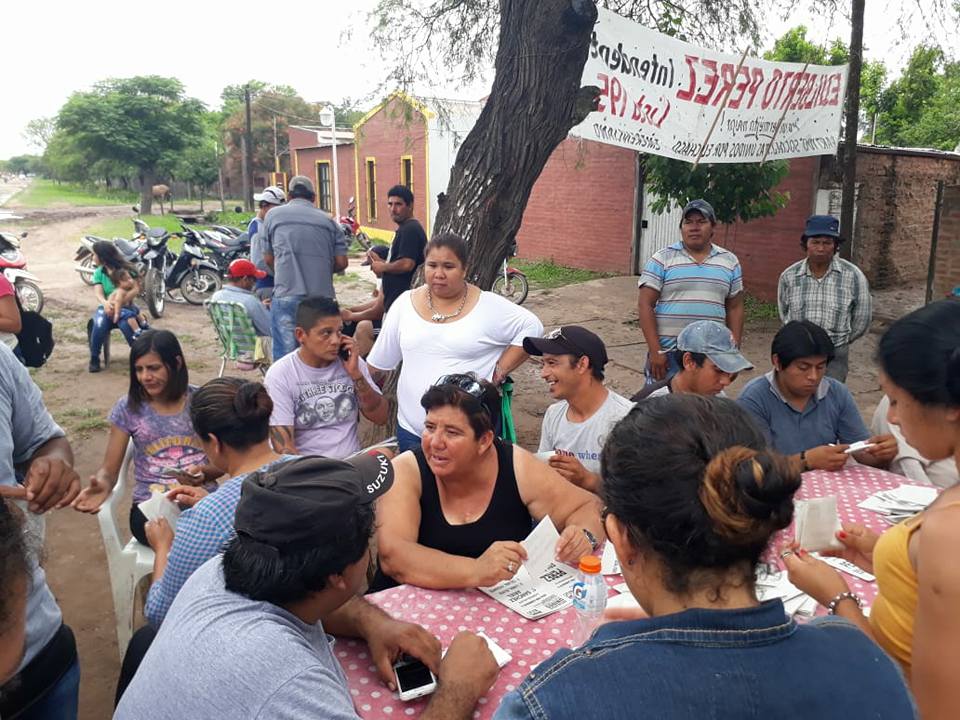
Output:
[570, 9, 849, 163]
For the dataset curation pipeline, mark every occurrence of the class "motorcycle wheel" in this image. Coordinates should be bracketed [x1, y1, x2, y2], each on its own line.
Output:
[78, 255, 96, 286]
[15, 279, 44, 313]
[491, 271, 529, 305]
[144, 267, 165, 318]
[180, 269, 221, 305]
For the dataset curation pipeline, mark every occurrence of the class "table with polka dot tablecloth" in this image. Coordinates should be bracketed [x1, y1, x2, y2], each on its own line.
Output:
[340, 465, 923, 718]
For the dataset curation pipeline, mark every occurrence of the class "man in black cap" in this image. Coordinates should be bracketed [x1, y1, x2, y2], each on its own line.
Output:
[637, 198, 745, 385]
[777, 214, 872, 383]
[523, 326, 634, 494]
[116, 455, 499, 720]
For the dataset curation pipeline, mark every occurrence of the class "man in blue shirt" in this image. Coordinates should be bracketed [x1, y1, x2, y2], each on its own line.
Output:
[737, 320, 897, 471]
[209, 259, 272, 337]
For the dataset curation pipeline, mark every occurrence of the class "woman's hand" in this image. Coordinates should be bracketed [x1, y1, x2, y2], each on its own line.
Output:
[71, 471, 113, 513]
[555, 525, 593, 566]
[822, 523, 880, 574]
[145, 517, 174, 552]
[781, 545, 850, 605]
[166, 485, 209, 509]
[473, 541, 527, 587]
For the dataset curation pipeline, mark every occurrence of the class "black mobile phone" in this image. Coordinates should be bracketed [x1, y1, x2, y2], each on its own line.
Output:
[338, 345, 351, 361]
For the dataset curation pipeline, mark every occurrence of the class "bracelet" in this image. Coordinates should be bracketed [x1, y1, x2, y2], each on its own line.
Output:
[827, 591, 863, 615]
[799, 450, 809, 472]
[581, 528, 600, 552]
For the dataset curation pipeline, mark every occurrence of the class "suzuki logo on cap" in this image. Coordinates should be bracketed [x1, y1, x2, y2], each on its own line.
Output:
[366, 454, 391, 495]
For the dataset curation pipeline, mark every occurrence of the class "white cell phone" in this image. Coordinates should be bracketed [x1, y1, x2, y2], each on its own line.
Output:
[393, 655, 437, 701]
[844, 441, 875, 454]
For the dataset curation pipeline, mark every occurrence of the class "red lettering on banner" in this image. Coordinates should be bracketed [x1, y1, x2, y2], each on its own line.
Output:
[596, 72, 609, 113]
[762, 69, 782, 109]
[694, 59, 718, 104]
[745, 67, 764, 109]
[610, 75, 627, 116]
[728, 66, 750, 109]
[829, 73, 842, 106]
[712, 62, 737, 106]
[676, 55, 698, 101]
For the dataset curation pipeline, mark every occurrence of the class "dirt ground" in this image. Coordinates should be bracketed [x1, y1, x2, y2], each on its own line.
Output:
[2, 183, 925, 719]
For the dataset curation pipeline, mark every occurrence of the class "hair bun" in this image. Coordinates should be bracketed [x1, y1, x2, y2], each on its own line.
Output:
[233, 382, 272, 422]
[699, 446, 800, 544]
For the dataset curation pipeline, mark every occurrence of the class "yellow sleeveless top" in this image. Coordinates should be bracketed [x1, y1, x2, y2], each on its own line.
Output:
[870, 501, 960, 676]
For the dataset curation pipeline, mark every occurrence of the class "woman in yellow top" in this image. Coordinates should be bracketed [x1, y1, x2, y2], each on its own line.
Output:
[785, 299, 960, 720]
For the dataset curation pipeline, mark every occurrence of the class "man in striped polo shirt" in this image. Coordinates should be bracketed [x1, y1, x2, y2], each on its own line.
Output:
[637, 199, 744, 384]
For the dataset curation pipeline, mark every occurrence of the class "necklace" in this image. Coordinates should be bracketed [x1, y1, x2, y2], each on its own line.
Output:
[427, 286, 469, 322]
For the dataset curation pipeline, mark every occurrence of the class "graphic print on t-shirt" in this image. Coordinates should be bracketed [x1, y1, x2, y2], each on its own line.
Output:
[294, 381, 357, 429]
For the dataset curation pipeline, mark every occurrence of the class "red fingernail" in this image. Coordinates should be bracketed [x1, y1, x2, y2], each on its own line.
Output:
[837, 531, 847, 539]
[798, 549, 807, 557]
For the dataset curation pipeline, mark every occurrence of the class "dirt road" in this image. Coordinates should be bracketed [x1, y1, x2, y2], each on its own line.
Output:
[4, 190, 915, 719]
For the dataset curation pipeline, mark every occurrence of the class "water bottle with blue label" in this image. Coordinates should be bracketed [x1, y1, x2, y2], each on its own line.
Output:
[571, 555, 606, 643]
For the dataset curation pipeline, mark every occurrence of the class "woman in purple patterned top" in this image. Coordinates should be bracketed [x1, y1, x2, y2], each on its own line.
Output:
[74, 330, 219, 544]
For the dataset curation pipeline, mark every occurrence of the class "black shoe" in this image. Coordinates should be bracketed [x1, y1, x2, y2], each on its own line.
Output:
[88, 359, 101, 373]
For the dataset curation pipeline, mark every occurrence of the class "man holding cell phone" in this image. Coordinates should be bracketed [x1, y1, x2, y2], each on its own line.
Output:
[115, 455, 500, 720]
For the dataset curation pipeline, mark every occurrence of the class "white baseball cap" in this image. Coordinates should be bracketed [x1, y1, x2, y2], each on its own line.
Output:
[253, 186, 286, 205]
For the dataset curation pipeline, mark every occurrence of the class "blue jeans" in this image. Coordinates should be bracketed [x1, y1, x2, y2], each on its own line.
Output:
[89, 306, 136, 362]
[21, 657, 80, 720]
[271, 295, 304, 361]
[644, 349, 681, 385]
[396, 425, 421, 453]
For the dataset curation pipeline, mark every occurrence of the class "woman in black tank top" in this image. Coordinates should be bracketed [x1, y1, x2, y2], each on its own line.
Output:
[370, 376, 604, 593]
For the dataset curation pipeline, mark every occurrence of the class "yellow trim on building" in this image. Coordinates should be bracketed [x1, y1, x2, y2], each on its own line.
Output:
[424, 125, 431, 237]
[359, 226, 395, 243]
[293, 149, 300, 176]
[400, 155, 414, 194]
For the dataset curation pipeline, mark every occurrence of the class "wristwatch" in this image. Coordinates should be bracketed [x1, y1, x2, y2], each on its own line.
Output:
[799, 450, 809, 472]
[581, 528, 600, 552]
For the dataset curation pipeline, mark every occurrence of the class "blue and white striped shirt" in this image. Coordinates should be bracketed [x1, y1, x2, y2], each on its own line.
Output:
[639, 242, 743, 349]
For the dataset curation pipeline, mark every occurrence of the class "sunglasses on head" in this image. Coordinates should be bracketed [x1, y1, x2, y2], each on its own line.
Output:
[545, 327, 587, 358]
[433, 373, 496, 420]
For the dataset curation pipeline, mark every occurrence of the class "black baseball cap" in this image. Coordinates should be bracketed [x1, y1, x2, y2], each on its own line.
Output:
[523, 326, 609, 371]
[682, 199, 717, 224]
[234, 453, 393, 551]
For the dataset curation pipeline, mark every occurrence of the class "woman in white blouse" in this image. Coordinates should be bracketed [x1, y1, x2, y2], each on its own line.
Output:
[368, 233, 543, 452]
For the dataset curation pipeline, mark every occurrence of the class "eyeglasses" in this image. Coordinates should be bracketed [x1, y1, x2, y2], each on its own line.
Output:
[545, 327, 587, 358]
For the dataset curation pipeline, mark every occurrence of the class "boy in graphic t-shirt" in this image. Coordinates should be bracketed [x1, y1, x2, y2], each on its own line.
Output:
[263, 296, 387, 458]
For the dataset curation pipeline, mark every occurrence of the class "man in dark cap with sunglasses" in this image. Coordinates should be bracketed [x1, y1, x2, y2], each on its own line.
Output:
[523, 326, 633, 494]
[116, 455, 500, 720]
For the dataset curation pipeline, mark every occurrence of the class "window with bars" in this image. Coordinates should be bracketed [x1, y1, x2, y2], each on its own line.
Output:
[316, 161, 332, 212]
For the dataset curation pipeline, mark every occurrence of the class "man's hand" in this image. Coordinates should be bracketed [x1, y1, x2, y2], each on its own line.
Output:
[340, 336, 361, 380]
[145, 517, 174, 553]
[166, 485, 209, 509]
[362, 615, 441, 691]
[72, 473, 112, 513]
[647, 351, 668, 381]
[554, 525, 593, 567]
[804, 444, 849, 472]
[474, 541, 527, 587]
[340, 308, 356, 322]
[435, 632, 499, 700]
[22, 456, 81, 513]
[857, 434, 898, 466]
[367, 251, 386, 277]
[547, 454, 596, 491]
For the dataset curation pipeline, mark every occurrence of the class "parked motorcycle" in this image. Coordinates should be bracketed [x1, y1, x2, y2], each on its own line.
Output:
[192, 225, 250, 278]
[491, 242, 529, 305]
[340, 197, 371, 250]
[0, 230, 44, 312]
[165, 227, 222, 304]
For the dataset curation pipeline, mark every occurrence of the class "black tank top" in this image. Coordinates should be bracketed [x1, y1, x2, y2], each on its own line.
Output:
[369, 439, 533, 592]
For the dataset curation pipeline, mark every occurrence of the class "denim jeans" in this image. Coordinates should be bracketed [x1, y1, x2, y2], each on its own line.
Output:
[396, 425, 421, 453]
[271, 295, 304, 361]
[89, 306, 136, 362]
[643, 349, 681, 385]
[20, 657, 80, 720]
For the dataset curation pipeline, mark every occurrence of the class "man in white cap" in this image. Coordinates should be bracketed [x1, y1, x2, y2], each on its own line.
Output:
[249, 185, 285, 300]
[261, 176, 349, 360]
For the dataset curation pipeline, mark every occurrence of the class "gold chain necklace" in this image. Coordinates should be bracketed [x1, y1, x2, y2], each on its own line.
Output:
[427, 286, 469, 322]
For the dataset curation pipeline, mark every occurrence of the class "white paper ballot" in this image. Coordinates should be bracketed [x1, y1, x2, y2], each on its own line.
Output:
[522, 516, 562, 579]
[476, 632, 512, 667]
[601, 541, 621, 575]
[137, 491, 181, 528]
[606, 593, 643, 611]
[812, 553, 876, 582]
[843, 440, 875, 454]
[535, 451, 557, 461]
[794, 496, 842, 552]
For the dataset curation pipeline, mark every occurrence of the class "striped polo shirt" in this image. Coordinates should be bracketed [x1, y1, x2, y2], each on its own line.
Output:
[639, 241, 743, 348]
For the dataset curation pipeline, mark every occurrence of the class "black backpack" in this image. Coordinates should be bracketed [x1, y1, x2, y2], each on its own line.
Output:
[14, 295, 54, 367]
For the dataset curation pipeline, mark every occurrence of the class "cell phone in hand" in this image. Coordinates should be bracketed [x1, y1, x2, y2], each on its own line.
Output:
[161, 467, 202, 480]
[393, 655, 437, 701]
[338, 345, 351, 362]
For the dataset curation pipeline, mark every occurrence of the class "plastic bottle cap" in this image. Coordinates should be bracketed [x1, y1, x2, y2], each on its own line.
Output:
[578, 555, 601, 573]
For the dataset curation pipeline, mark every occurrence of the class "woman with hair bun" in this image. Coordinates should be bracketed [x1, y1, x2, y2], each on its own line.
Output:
[142, 377, 290, 628]
[494, 395, 915, 720]
[785, 299, 960, 719]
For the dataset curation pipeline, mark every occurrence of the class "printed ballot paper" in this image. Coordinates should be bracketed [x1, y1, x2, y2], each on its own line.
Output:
[794, 496, 842, 552]
[480, 516, 578, 620]
[601, 541, 621, 575]
[137, 491, 181, 528]
[858, 484, 938, 524]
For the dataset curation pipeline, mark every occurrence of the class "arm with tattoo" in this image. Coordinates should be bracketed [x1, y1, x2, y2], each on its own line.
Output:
[269, 426, 297, 455]
[354, 374, 388, 425]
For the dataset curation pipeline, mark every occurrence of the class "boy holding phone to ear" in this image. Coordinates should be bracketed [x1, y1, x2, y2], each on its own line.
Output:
[264, 296, 387, 458]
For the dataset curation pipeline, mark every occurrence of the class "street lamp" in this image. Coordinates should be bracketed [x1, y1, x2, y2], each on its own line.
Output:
[318, 105, 340, 220]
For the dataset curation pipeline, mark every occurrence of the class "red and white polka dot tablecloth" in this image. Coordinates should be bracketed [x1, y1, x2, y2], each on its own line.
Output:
[339, 465, 922, 718]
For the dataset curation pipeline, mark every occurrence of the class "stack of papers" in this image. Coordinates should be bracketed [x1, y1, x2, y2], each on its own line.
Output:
[858, 484, 938, 524]
[755, 568, 818, 617]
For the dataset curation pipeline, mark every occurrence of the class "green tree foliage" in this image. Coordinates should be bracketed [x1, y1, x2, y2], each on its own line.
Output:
[3, 155, 45, 175]
[56, 76, 205, 213]
[763, 25, 848, 65]
[22, 118, 55, 152]
[644, 156, 790, 224]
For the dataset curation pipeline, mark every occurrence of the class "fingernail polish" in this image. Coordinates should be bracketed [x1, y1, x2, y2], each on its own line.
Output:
[837, 531, 847, 539]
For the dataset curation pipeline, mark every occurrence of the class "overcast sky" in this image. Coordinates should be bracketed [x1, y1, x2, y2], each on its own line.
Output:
[3, 0, 955, 159]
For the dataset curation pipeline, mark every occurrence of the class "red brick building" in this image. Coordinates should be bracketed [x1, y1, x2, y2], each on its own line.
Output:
[288, 126, 356, 217]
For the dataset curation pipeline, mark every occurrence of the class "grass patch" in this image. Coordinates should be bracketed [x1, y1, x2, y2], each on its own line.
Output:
[511, 259, 614, 290]
[744, 294, 780, 323]
[9, 180, 137, 208]
[82, 215, 189, 253]
[59, 407, 110, 437]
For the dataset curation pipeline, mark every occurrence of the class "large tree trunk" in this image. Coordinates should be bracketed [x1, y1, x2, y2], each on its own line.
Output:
[139, 167, 155, 215]
[433, 0, 599, 289]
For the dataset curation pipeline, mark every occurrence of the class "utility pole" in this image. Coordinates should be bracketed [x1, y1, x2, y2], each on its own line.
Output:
[243, 85, 255, 212]
[840, 0, 865, 252]
[273, 115, 280, 174]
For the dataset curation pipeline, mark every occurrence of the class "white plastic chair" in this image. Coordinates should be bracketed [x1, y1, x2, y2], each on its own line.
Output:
[97, 440, 155, 655]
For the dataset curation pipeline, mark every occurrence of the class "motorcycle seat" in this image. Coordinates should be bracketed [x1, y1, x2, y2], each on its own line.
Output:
[114, 238, 141, 255]
[219, 234, 248, 248]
